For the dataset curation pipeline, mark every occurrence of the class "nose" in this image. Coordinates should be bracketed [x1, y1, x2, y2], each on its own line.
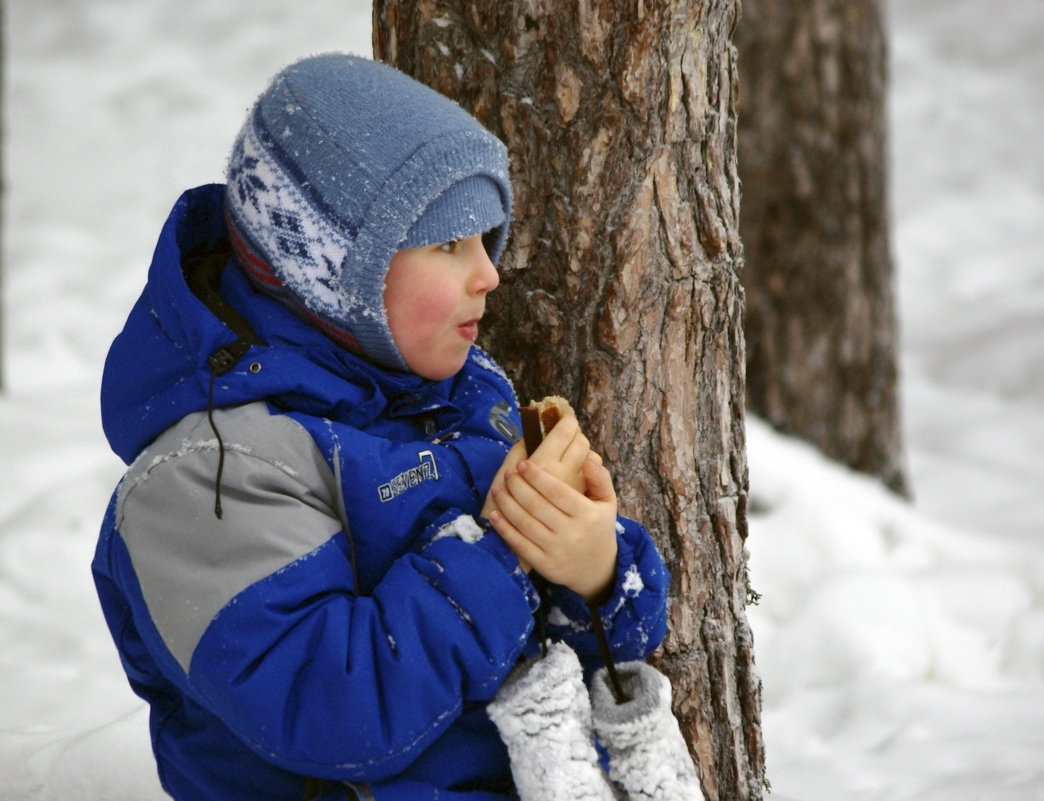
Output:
[469, 240, 500, 295]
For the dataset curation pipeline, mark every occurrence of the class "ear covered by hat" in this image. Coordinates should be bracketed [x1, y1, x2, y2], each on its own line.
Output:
[224, 53, 513, 371]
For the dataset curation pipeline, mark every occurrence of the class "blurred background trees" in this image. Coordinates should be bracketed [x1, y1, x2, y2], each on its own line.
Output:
[736, 0, 905, 494]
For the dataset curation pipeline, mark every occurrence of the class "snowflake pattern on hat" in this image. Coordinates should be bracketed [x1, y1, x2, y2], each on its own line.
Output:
[227, 120, 354, 325]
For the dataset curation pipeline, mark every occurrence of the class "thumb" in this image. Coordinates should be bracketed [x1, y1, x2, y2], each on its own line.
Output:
[582, 455, 616, 503]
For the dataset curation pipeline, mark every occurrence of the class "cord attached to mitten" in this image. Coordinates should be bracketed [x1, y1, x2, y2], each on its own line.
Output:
[590, 661, 702, 801]
[491, 397, 702, 800]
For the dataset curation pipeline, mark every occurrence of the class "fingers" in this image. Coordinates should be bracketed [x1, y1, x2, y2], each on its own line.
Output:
[484, 414, 617, 594]
[528, 415, 589, 494]
[502, 439, 528, 473]
[490, 465, 562, 541]
[557, 422, 591, 469]
[532, 413, 581, 457]
[481, 440, 528, 519]
[486, 463, 567, 572]
[581, 455, 616, 503]
[490, 459, 599, 547]
[533, 415, 588, 465]
[487, 484, 548, 571]
[512, 460, 584, 521]
[488, 458, 620, 601]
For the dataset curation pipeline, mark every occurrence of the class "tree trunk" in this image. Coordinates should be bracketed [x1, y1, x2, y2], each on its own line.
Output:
[736, 0, 906, 493]
[373, 3, 764, 799]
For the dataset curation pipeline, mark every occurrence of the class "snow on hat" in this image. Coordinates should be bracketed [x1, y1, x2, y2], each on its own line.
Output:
[224, 53, 512, 370]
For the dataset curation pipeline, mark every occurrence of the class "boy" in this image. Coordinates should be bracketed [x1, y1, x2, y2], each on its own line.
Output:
[93, 53, 668, 801]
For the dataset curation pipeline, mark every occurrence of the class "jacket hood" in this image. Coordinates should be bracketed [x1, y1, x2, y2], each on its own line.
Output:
[225, 53, 512, 372]
[101, 184, 458, 464]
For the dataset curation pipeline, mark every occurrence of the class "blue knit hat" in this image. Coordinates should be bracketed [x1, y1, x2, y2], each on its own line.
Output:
[224, 53, 512, 370]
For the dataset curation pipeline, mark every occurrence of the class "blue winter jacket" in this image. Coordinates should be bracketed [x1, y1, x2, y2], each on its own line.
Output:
[93, 185, 669, 801]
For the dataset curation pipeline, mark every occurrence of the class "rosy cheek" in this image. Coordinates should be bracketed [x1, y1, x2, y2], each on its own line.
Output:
[390, 288, 452, 345]
[415, 289, 458, 325]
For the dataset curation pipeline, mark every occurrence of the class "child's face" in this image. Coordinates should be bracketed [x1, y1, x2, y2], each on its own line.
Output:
[384, 234, 500, 381]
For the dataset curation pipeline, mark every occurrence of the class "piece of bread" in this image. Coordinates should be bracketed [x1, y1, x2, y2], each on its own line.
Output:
[519, 395, 574, 456]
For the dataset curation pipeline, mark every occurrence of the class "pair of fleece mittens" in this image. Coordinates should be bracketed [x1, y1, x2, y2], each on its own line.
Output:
[487, 641, 703, 801]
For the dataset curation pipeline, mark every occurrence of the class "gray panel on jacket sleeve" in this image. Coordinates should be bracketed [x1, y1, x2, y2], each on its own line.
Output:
[115, 403, 344, 673]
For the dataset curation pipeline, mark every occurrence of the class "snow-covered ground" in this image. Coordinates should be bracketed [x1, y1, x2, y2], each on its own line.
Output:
[1, 1, 1041, 799]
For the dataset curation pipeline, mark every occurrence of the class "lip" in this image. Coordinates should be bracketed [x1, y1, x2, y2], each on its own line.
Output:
[457, 317, 481, 342]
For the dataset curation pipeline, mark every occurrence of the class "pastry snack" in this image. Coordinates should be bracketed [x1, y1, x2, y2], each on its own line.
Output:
[519, 395, 574, 456]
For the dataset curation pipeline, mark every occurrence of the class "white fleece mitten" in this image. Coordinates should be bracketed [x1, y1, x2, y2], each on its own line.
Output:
[487, 641, 618, 801]
[590, 662, 703, 801]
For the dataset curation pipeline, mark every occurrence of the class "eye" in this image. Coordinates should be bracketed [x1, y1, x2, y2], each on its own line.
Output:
[437, 239, 461, 254]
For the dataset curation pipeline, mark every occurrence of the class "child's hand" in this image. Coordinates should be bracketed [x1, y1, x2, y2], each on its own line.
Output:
[524, 414, 591, 495]
[487, 451, 619, 603]
[481, 414, 588, 522]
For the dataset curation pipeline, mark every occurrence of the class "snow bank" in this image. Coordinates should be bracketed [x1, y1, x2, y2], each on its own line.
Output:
[1, 0, 1041, 799]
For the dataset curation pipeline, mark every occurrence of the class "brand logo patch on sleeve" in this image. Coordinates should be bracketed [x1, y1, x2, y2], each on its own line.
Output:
[489, 400, 521, 441]
[378, 450, 440, 502]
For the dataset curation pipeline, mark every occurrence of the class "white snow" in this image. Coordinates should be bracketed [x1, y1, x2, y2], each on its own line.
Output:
[621, 563, 645, 597]
[0, 1, 1041, 799]
[433, 513, 486, 544]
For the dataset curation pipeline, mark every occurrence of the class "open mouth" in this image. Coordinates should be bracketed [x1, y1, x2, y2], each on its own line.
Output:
[457, 318, 481, 341]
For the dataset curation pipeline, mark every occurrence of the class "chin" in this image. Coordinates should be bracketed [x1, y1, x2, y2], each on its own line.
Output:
[414, 356, 469, 382]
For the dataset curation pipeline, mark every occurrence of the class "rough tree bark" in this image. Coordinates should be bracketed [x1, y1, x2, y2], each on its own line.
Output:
[374, 2, 764, 799]
[736, 0, 906, 493]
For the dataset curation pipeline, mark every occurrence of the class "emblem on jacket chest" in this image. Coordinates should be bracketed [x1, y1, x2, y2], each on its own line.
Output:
[378, 450, 440, 502]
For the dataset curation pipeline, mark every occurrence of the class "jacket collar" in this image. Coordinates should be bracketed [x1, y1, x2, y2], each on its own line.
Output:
[102, 185, 461, 462]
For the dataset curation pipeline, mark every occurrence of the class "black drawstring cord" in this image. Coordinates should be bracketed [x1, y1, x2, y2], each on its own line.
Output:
[206, 368, 227, 519]
[186, 239, 265, 521]
[205, 341, 253, 520]
[533, 569, 625, 702]
[515, 414, 626, 699]
[588, 600, 627, 704]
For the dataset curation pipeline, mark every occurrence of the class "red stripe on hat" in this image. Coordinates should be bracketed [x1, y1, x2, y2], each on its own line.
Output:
[303, 309, 360, 350]
[225, 200, 361, 353]
[224, 206, 283, 288]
